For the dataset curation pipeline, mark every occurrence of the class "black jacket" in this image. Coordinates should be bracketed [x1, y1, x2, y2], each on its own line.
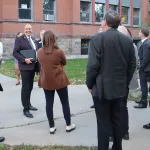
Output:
[86, 28, 136, 100]
[36, 39, 43, 49]
[138, 39, 150, 72]
[13, 34, 39, 71]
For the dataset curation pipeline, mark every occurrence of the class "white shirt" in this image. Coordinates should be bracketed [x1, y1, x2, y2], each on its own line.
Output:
[26, 35, 36, 50]
[0, 42, 3, 58]
[142, 38, 148, 43]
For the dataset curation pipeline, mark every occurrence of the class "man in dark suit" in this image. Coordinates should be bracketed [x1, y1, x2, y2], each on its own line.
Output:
[134, 28, 150, 109]
[0, 83, 5, 142]
[36, 30, 45, 73]
[13, 24, 38, 118]
[36, 30, 45, 49]
[86, 11, 136, 150]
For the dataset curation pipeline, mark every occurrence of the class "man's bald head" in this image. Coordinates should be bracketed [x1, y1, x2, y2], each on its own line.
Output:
[40, 30, 45, 40]
[24, 24, 32, 37]
[118, 26, 128, 36]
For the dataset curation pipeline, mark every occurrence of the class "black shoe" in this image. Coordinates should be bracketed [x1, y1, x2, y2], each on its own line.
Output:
[134, 104, 147, 109]
[90, 105, 95, 108]
[24, 111, 33, 118]
[123, 133, 129, 140]
[143, 123, 150, 129]
[29, 106, 38, 111]
[0, 137, 5, 143]
[135, 101, 141, 104]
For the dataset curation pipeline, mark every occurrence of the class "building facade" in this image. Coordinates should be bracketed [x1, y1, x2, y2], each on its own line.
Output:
[0, 0, 149, 58]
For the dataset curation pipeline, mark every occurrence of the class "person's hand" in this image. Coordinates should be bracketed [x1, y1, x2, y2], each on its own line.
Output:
[88, 89, 92, 93]
[25, 58, 33, 64]
[36, 72, 39, 75]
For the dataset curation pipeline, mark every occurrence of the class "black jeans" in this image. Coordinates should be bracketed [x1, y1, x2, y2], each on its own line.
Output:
[121, 95, 129, 135]
[43, 87, 71, 128]
[139, 69, 150, 105]
[20, 70, 35, 112]
[93, 96, 122, 150]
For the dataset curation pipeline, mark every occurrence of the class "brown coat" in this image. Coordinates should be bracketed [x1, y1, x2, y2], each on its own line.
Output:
[37, 48, 70, 90]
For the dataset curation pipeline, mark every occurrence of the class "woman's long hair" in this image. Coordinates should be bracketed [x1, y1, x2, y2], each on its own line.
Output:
[43, 30, 59, 54]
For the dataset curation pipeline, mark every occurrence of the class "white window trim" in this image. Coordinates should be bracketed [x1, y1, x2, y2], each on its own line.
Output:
[18, 0, 34, 21]
[43, 0, 56, 22]
[133, 8, 141, 27]
[122, 6, 130, 26]
[95, 3, 105, 23]
[80, 0, 92, 23]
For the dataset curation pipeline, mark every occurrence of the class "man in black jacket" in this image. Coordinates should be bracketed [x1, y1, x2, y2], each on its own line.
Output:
[86, 11, 136, 150]
[134, 28, 150, 109]
[36, 30, 45, 49]
[13, 24, 38, 118]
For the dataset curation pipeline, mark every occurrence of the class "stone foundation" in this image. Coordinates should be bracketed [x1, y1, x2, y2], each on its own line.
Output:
[0, 37, 82, 59]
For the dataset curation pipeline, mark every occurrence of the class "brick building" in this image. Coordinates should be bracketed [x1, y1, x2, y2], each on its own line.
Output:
[0, 0, 149, 58]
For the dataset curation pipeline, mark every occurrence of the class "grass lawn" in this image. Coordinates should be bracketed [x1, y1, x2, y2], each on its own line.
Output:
[0, 59, 88, 85]
[0, 145, 96, 150]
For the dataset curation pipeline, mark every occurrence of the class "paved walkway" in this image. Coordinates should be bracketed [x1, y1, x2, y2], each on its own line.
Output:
[0, 74, 150, 150]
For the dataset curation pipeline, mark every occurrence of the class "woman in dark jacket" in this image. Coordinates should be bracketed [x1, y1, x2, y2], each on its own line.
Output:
[38, 30, 76, 134]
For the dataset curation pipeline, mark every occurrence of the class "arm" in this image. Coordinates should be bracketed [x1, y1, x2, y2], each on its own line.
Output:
[60, 50, 66, 66]
[86, 36, 101, 90]
[140, 43, 150, 70]
[13, 38, 25, 63]
[127, 43, 136, 86]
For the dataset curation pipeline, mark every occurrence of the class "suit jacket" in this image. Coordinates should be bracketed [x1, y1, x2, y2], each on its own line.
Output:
[36, 39, 43, 49]
[86, 28, 136, 100]
[37, 48, 70, 90]
[35, 39, 43, 72]
[138, 39, 150, 72]
[13, 34, 39, 71]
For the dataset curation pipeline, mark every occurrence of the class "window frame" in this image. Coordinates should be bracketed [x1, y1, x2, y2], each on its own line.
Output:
[148, 0, 150, 18]
[95, 3, 105, 23]
[80, 0, 92, 23]
[18, 0, 34, 21]
[109, 4, 118, 12]
[43, 0, 56, 22]
[133, 8, 141, 27]
[121, 6, 130, 26]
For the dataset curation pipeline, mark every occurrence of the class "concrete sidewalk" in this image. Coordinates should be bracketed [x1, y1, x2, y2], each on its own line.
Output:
[0, 74, 150, 150]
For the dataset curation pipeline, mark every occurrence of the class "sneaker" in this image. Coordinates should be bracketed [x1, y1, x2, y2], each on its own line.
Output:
[50, 127, 56, 134]
[66, 124, 76, 132]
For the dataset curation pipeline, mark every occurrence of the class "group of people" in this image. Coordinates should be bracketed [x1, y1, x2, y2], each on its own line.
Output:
[86, 10, 150, 150]
[12, 24, 76, 134]
[1, 10, 150, 150]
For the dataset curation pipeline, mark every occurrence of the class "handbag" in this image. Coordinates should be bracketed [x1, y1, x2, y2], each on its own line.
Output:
[20, 49, 36, 62]
[0, 83, 3, 91]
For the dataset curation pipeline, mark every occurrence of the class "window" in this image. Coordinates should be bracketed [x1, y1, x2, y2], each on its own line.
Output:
[81, 39, 90, 55]
[18, 0, 32, 20]
[80, 1, 91, 22]
[148, 0, 150, 18]
[122, 7, 129, 24]
[95, 3, 104, 22]
[133, 8, 140, 25]
[109, 5, 117, 11]
[43, 0, 55, 21]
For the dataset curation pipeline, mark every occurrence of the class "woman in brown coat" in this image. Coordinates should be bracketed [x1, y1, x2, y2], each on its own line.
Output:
[38, 30, 76, 134]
